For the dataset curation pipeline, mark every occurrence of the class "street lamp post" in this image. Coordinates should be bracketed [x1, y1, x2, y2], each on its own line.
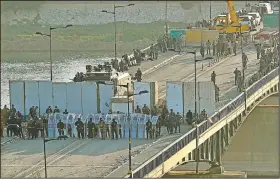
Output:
[35, 24, 73, 81]
[42, 118, 67, 178]
[210, 1, 212, 20]
[165, 0, 168, 34]
[187, 50, 214, 174]
[102, 3, 134, 61]
[96, 81, 148, 178]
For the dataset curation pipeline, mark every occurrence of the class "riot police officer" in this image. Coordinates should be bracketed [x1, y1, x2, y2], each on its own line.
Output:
[111, 118, 118, 140]
[135, 105, 142, 113]
[57, 119, 65, 137]
[206, 40, 211, 55]
[145, 119, 152, 139]
[142, 104, 150, 115]
[186, 110, 193, 125]
[87, 118, 94, 139]
[99, 118, 106, 140]
[75, 118, 84, 139]
[175, 112, 182, 133]
[234, 68, 240, 85]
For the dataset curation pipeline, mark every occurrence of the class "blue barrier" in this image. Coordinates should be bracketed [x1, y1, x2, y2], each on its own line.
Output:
[132, 67, 279, 178]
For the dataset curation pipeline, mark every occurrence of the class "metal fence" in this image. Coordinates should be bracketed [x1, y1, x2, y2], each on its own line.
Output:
[132, 67, 279, 178]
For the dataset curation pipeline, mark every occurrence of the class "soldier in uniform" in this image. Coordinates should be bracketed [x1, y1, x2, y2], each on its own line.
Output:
[211, 71, 216, 86]
[155, 117, 161, 138]
[175, 112, 182, 133]
[1, 105, 10, 127]
[75, 118, 84, 139]
[142, 104, 150, 115]
[212, 40, 216, 57]
[206, 40, 211, 55]
[234, 68, 240, 85]
[186, 110, 193, 125]
[150, 44, 155, 59]
[215, 84, 220, 102]
[54, 106, 60, 113]
[98, 118, 106, 140]
[151, 105, 158, 116]
[242, 52, 248, 70]
[237, 74, 243, 92]
[168, 109, 176, 134]
[157, 37, 163, 53]
[57, 119, 65, 137]
[233, 40, 237, 56]
[256, 43, 261, 59]
[135, 68, 142, 82]
[111, 118, 118, 140]
[200, 43, 205, 58]
[119, 60, 125, 72]
[135, 105, 142, 113]
[154, 45, 159, 60]
[161, 105, 169, 126]
[145, 119, 152, 139]
[87, 118, 94, 139]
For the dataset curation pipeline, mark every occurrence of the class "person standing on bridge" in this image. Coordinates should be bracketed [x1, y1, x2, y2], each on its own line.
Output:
[142, 104, 150, 115]
[111, 118, 118, 140]
[75, 118, 84, 139]
[99, 118, 106, 140]
[256, 43, 261, 59]
[150, 44, 155, 59]
[135, 105, 142, 113]
[234, 68, 240, 85]
[200, 43, 205, 58]
[215, 84, 220, 102]
[57, 119, 65, 138]
[146, 119, 152, 140]
[186, 110, 193, 125]
[135, 68, 142, 82]
[233, 40, 237, 56]
[242, 52, 248, 70]
[211, 71, 216, 86]
[212, 40, 216, 57]
[87, 118, 94, 139]
[175, 112, 182, 133]
[206, 40, 211, 55]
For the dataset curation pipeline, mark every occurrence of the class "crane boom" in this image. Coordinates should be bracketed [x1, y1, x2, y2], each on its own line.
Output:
[227, 0, 238, 24]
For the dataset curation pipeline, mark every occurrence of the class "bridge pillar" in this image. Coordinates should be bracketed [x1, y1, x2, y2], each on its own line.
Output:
[229, 121, 234, 137]
[225, 124, 229, 147]
[220, 128, 225, 151]
[215, 130, 222, 165]
[201, 143, 204, 160]
[205, 139, 210, 160]
[210, 136, 215, 161]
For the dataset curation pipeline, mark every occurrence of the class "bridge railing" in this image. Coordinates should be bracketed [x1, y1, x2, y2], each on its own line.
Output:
[131, 67, 279, 178]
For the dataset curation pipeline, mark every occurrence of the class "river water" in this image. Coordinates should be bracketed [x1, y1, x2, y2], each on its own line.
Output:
[1, 1, 249, 107]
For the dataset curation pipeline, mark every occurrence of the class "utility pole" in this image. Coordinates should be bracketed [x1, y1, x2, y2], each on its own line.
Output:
[165, 0, 168, 34]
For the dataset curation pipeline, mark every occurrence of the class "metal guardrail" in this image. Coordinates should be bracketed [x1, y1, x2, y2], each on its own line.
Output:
[131, 67, 279, 178]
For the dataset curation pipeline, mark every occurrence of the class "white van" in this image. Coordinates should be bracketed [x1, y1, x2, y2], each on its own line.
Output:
[258, 3, 274, 14]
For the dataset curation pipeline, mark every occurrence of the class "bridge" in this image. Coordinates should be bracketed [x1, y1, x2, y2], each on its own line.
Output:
[119, 66, 278, 178]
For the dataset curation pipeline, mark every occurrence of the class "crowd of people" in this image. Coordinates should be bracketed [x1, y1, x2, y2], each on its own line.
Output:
[72, 33, 184, 82]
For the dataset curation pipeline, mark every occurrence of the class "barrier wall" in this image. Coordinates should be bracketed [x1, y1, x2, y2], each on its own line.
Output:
[183, 81, 215, 116]
[112, 102, 133, 113]
[66, 82, 82, 114]
[197, 81, 215, 116]
[183, 82, 195, 114]
[99, 83, 114, 114]
[38, 81, 52, 115]
[131, 67, 279, 178]
[169, 29, 186, 40]
[185, 29, 219, 44]
[81, 82, 98, 115]
[52, 82, 67, 113]
[47, 113, 159, 139]
[9, 81, 25, 114]
[134, 82, 151, 109]
[166, 82, 184, 115]
[25, 81, 39, 115]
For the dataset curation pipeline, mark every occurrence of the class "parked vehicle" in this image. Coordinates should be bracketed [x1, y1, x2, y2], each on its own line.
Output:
[239, 15, 254, 31]
[248, 12, 261, 25]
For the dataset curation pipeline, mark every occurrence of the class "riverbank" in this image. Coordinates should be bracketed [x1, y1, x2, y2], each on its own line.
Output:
[1, 21, 187, 63]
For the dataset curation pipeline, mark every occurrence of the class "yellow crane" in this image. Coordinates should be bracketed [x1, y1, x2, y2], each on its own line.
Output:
[215, 0, 250, 34]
